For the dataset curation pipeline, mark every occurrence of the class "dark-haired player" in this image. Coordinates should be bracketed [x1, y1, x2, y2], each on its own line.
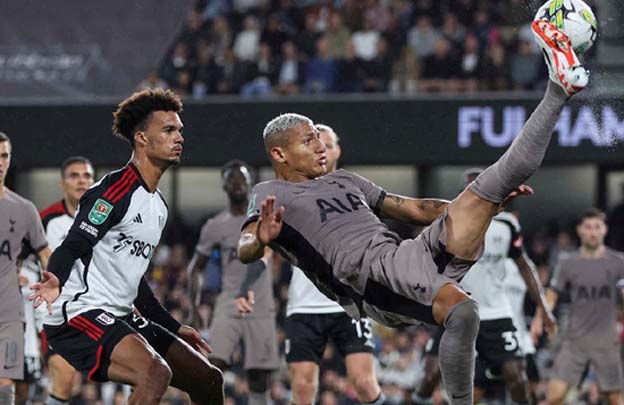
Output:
[0, 132, 51, 405]
[539, 209, 624, 405]
[30, 89, 224, 405]
[188, 159, 279, 405]
[18, 156, 94, 405]
[238, 22, 587, 404]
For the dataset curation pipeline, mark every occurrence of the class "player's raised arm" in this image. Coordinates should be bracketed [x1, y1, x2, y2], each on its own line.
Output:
[238, 196, 283, 263]
[380, 193, 450, 225]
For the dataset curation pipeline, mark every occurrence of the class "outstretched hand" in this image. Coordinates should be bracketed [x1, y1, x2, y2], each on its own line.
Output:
[498, 184, 534, 213]
[256, 196, 284, 245]
[29, 271, 60, 315]
[235, 291, 255, 315]
[178, 325, 213, 357]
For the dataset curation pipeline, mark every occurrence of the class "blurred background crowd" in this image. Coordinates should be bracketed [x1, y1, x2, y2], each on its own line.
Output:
[141, 0, 577, 98]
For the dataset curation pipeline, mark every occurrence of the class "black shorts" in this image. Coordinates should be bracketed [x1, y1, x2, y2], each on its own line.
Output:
[285, 313, 375, 364]
[425, 318, 522, 374]
[43, 309, 176, 382]
[475, 318, 524, 373]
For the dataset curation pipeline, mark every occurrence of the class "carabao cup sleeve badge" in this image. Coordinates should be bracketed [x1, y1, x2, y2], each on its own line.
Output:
[88, 199, 113, 225]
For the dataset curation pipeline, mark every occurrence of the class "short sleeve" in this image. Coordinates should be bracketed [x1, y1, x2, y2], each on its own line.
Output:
[195, 219, 219, 256]
[347, 171, 386, 213]
[24, 201, 48, 252]
[243, 181, 282, 230]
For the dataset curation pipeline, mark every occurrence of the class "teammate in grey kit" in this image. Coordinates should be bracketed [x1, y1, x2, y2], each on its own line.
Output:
[239, 125, 384, 405]
[238, 21, 588, 404]
[188, 159, 278, 405]
[30, 89, 224, 404]
[538, 209, 624, 405]
[0, 132, 51, 405]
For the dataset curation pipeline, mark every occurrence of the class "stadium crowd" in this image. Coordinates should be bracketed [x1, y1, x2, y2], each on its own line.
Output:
[21, 207, 624, 404]
[137, 0, 593, 97]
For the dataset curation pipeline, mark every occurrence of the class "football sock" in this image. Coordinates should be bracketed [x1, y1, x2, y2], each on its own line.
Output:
[0, 384, 15, 404]
[469, 81, 567, 203]
[438, 299, 480, 404]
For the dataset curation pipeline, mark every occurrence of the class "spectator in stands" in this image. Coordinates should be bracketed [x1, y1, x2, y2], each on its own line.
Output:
[171, 69, 193, 96]
[480, 40, 509, 91]
[262, 13, 291, 57]
[179, 9, 210, 45]
[325, 11, 351, 60]
[441, 12, 466, 51]
[361, 37, 392, 92]
[389, 46, 420, 94]
[336, 40, 363, 92]
[295, 12, 320, 60]
[241, 42, 276, 97]
[341, 0, 364, 32]
[233, 15, 261, 62]
[275, 41, 306, 95]
[210, 16, 233, 63]
[304, 35, 337, 93]
[363, 0, 392, 32]
[351, 16, 380, 61]
[420, 38, 461, 92]
[216, 48, 248, 94]
[160, 42, 193, 86]
[193, 42, 222, 97]
[511, 39, 542, 90]
[460, 34, 481, 92]
[473, 10, 499, 53]
[407, 15, 440, 59]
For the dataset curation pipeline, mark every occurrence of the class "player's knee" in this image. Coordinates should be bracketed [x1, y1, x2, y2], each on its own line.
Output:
[145, 357, 172, 389]
[350, 373, 379, 401]
[188, 365, 224, 404]
[247, 369, 271, 393]
[445, 298, 479, 335]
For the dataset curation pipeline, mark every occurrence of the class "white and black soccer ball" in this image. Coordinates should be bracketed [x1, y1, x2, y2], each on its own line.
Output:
[534, 0, 598, 55]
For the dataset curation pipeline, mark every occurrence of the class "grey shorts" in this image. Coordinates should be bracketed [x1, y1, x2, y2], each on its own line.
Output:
[552, 341, 624, 392]
[363, 211, 478, 327]
[0, 322, 24, 380]
[209, 314, 280, 370]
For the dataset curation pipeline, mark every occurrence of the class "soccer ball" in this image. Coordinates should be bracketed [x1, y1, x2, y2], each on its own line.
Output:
[534, 0, 597, 55]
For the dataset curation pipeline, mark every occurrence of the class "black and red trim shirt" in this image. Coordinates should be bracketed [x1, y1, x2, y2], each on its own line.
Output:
[45, 163, 170, 327]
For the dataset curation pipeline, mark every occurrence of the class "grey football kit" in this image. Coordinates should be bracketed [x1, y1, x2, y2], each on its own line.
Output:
[244, 169, 474, 327]
[195, 211, 279, 370]
[549, 248, 624, 391]
[42, 164, 181, 382]
[0, 189, 48, 380]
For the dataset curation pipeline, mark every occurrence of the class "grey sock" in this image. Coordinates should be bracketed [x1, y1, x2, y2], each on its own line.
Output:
[0, 384, 15, 405]
[45, 395, 69, 405]
[363, 392, 386, 404]
[249, 391, 270, 405]
[438, 299, 480, 405]
[469, 81, 568, 203]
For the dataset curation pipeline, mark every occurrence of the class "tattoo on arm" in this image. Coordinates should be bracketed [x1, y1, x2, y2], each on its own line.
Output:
[417, 200, 446, 210]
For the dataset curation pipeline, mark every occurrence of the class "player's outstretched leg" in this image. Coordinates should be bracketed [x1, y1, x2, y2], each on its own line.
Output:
[445, 21, 587, 260]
